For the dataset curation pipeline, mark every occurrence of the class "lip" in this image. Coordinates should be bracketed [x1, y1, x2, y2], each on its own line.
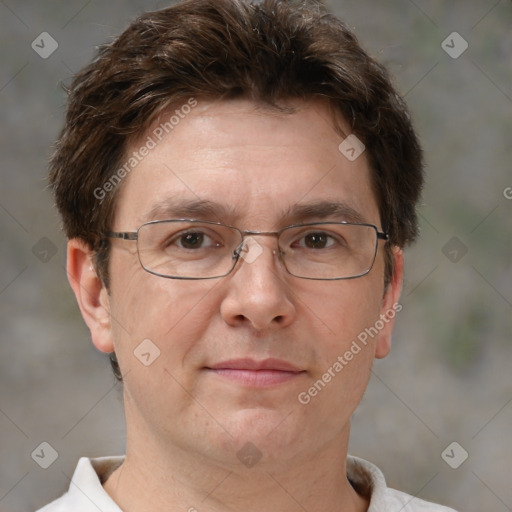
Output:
[205, 358, 305, 387]
[208, 358, 302, 372]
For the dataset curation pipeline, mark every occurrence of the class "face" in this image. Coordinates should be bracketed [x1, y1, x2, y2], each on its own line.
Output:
[72, 99, 402, 469]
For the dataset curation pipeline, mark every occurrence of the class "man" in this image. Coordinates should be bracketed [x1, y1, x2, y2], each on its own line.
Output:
[38, 0, 457, 510]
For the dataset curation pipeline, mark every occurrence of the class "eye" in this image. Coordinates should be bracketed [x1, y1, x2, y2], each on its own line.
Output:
[294, 231, 338, 249]
[171, 230, 220, 250]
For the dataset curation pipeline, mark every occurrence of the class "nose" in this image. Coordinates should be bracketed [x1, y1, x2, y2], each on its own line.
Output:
[220, 237, 296, 330]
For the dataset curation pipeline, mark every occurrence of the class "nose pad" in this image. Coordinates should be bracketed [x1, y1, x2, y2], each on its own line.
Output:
[236, 236, 265, 264]
[232, 236, 284, 274]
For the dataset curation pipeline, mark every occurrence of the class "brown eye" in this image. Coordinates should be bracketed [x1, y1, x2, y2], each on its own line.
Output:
[292, 231, 338, 250]
[304, 233, 330, 249]
[179, 232, 205, 249]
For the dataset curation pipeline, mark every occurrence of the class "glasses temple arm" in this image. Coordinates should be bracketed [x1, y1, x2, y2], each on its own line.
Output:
[105, 231, 138, 240]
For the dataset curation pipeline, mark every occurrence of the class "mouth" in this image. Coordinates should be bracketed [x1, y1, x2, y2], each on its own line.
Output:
[205, 358, 306, 387]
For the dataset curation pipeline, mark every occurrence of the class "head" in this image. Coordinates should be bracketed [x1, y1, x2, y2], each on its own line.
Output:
[51, 0, 423, 469]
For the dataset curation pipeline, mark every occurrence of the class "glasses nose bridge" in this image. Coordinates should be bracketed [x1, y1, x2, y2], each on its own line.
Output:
[242, 229, 279, 239]
[239, 229, 281, 251]
[242, 229, 279, 237]
[232, 230, 282, 264]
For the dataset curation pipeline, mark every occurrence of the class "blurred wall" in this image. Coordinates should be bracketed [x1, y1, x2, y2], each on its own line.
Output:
[0, 1, 511, 511]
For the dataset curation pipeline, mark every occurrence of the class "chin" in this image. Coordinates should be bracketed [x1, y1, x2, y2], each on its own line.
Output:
[211, 407, 306, 464]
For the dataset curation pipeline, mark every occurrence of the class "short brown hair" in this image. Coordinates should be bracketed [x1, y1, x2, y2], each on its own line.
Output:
[49, 0, 423, 378]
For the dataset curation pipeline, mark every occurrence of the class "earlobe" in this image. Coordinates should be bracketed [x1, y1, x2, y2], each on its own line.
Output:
[375, 247, 404, 359]
[66, 239, 114, 353]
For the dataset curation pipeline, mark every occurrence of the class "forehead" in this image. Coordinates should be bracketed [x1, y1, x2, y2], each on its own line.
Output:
[113, 99, 380, 230]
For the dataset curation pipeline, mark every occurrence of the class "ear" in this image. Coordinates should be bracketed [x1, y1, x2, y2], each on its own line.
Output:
[374, 246, 404, 359]
[66, 239, 114, 353]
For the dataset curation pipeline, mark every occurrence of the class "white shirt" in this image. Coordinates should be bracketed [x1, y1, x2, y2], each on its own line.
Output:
[36, 455, 457, 511]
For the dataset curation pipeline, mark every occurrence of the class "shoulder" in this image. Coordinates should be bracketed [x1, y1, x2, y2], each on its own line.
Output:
[35, 457, 124, 512]
[347, 455, 458, 512]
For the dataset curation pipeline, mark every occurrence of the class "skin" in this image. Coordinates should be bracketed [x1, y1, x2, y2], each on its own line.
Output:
[68, 99, 403, 512]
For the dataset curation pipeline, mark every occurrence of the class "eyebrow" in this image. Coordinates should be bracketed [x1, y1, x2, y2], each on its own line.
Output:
[141, 198, 368, 226]
[142, 198, 237, 224]
[282, 200, 367, 225]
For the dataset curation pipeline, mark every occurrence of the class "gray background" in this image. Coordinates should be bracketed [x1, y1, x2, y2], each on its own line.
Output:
[0, 1, 511, 511]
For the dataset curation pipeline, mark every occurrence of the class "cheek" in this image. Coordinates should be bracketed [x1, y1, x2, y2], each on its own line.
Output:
[294, 280, 383, 439]
[302, 273, 384, 354]
[109, 262, 219, 367]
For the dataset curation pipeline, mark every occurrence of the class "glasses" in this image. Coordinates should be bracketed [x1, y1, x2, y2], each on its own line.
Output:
[106, 219, 388, 281]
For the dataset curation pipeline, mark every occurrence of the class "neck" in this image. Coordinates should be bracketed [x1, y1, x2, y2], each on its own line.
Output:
[103, 417, 368, 512]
